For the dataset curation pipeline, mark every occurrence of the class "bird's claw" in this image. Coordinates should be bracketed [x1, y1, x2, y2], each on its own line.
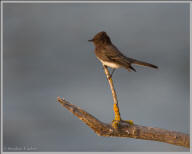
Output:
[108, 75, 112, 80]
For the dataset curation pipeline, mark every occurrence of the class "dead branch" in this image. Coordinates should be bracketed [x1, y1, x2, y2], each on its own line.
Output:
[57, 97, 189, 148]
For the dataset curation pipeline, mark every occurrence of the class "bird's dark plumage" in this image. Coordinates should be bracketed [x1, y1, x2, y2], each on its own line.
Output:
[89, 31, 158, 72]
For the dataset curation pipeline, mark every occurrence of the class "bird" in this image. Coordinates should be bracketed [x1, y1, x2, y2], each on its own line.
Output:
[89, 31, 158, 77]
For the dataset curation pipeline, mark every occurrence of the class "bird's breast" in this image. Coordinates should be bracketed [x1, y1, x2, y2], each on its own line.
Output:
[94, 46, 121, 68]
[99, 59, 121, 68]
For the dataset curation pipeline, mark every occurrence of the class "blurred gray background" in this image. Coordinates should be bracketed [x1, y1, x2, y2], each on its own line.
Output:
[3, 3, 189, 152]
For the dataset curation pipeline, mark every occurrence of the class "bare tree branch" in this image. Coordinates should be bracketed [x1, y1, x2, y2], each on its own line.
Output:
[57, 97, 190, 148]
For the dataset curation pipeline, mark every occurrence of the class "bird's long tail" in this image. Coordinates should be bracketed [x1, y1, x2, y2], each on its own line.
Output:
[132, 60, 158, 69]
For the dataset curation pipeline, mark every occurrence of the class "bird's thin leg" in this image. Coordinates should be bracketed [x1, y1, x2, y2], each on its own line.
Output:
[108, 69, 116, 79]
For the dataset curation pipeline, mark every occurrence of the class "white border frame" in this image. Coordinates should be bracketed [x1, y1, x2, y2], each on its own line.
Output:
[1, 1, 191, 154]
[1, 1, 3, 154]
[1, 1, 192, 3]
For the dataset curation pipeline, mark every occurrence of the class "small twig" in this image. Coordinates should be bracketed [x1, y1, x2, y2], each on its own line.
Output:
[102, 65, 121, 121]
[57, 97, 189, 148]
[102, 65, 118, 105]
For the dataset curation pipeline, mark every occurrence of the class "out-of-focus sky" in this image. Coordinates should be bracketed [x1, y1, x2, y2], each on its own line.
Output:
[3, 3, 189, 152]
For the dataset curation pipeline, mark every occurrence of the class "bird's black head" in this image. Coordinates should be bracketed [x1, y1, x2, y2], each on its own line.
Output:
[89, 31, 112, 45]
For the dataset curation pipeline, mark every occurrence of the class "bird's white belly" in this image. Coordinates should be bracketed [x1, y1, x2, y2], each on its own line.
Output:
[100, 59, 120, 68]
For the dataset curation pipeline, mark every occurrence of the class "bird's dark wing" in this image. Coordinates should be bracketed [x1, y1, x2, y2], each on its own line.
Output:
[102, 45, 158, 70]
[102, 45, 134, 69]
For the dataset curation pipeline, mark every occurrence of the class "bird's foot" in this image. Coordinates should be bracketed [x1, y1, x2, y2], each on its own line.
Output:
[108, 69, 115, 80]
[108, 74, 112, 80]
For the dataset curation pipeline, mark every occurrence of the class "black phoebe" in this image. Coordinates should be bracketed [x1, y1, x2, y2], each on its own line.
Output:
[89, 31, 158, 76]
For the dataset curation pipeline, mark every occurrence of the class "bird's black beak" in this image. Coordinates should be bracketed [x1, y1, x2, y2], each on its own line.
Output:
[88, 39, 93, 42]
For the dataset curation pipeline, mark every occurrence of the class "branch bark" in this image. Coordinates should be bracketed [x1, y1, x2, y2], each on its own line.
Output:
[57, 97, 189, 148]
